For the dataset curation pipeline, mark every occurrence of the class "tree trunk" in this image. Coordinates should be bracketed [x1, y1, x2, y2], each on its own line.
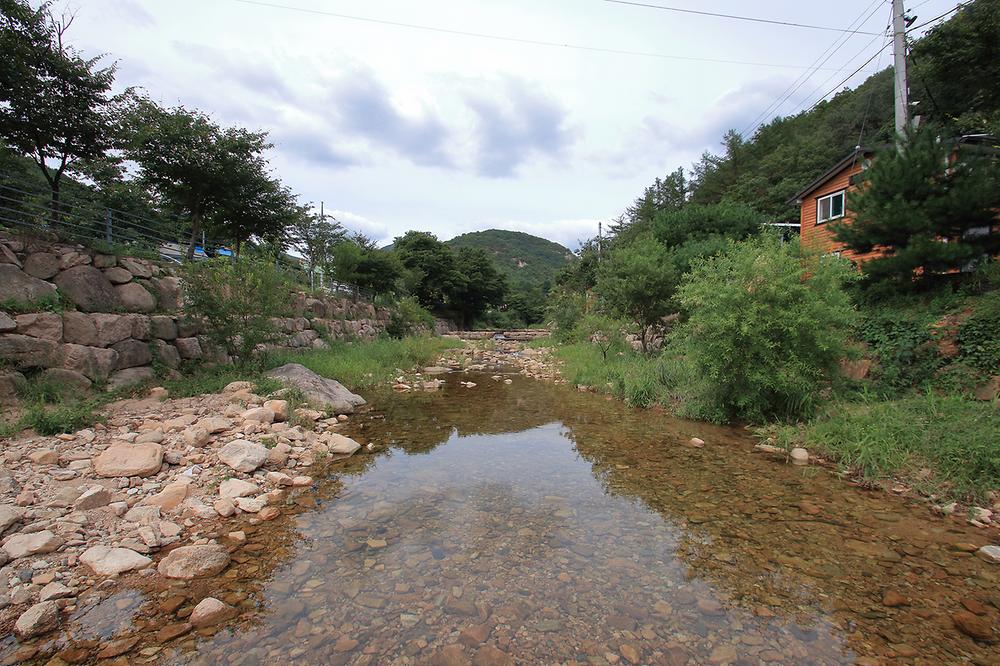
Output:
[50, 182, 61, 226]
[186, 211, 202, 261]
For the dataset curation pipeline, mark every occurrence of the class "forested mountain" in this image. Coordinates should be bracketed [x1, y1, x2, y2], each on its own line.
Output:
[613, 0, 1000, 236]
[446, 229, 573, 292]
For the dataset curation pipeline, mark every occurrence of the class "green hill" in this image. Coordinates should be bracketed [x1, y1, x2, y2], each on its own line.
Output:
[445, 229, 573, 291]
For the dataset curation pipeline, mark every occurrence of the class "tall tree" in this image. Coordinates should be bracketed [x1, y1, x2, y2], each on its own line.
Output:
[122, 98, 271, 260]
[0, 0, 116, 217]
[451, 246, 507, 328]
[289, 208, 345, 288]
[834, 130, 1000, 289]
[393, 231, 463, 312]
[214, 171, 297, 259]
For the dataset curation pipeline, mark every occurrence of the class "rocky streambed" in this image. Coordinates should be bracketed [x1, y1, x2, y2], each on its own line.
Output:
[1, 354, 998, 665]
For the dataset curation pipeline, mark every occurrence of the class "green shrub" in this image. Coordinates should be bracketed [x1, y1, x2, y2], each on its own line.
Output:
[671, 235, 858, 423]
[385, 296, 435, 339]
[21, 399, 101, 435]
[182, 257, 291, 364]
[855, 308, 942, 395]
[0, 292, 70, 314]
[546, 289, 587, 341]
[957, 291, 1000, 373]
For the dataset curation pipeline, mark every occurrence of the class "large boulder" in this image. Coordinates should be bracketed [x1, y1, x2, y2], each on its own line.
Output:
[174, 337, 203, 360]
[0, 311, 15, 332]
[22, 252, 60, 280]
[265, 363, 366, 414]
[107, 366, 156, 390]
[217, 440, 267, 473]
[80, 545, 151, 576]
[103, 267, 133, 284]
[0, 264, 57, 304]
[119, 257, 152, 278]
[157, 544, 230, 579]
[15, 313, 62, 340]
[59, 343, 118, 381]
[116, 282, 156, 313]
[92, 314, 133, 347]
[0, 334, 58, 369]
[14, 601, 60, 638]
[94, 443, 163, 478]
[111, 338, 152, 369]
[62, 312, 98, 346]
[54, 265, 120, 312]
[150, 315, 178, 340]
[39, 368, 91, 392]
[152, 340, 181, 369]
[152, 276, 182, 312]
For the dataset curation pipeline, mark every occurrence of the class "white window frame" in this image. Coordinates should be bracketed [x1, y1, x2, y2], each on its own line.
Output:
[816, 190, 845, 224]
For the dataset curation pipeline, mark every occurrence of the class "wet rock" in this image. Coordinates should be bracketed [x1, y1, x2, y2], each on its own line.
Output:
[156, 621, 192, 642]
[976, 545, 1000, 564]
[3, 530, 63, 560]
[472, 645, 514, 666]
[325, 433, 362, 455]
[157, 544, 230, 579]
[94, 443, 163, 477]
[14, 600, 60, 638]
[430, 644, 471, 666]
[190, 597, 238, 628]
[218, 439, 267, 473]
[952, 611, 995, 642]
[265, 363, 367, 413]
[80, 545, 151, 576]
[882, 590, 908, 607]
[95, 637, 140, 659]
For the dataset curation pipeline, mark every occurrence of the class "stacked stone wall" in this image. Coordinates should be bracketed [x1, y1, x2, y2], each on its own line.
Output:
[0, 234, 387, 400]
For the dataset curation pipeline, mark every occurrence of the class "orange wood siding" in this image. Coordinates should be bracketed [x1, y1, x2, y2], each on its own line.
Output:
[798, 162, 883, 264]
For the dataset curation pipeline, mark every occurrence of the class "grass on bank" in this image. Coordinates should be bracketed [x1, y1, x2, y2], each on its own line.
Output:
[770, 392, 1000, 502]
[0, 335, 459, 438]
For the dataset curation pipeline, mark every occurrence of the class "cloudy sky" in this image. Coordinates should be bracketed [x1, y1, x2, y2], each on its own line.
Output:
[66, 0, 958, 248]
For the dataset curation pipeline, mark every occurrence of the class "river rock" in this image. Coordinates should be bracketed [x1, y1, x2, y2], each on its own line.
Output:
[263, 399, 288, 421]
[141, 481, 190, 511]
[218, 440, 267, 473]
[324, 433, 362, 456]
[54, 265, 120, 312]
[235, 496, 265, 513]
[241, 407, 275, 424]
[74, 486, 112, 510]
[952, 611, 995, 642]
[219, 479, 260, 498]
[976, 545, 1000, 564]
[94, 443, 164, 478]
[3, 530, 63, 560]
[790, 448, 809, 465]
[80, 545, 151, 576]
[14, 601, 60, 638]
[264, 363, 366, 413]
[157, 544, 230, 579]
[0, 264, 57, 304]
[182, 426, 210, 448]
[190, 597, 238, 628]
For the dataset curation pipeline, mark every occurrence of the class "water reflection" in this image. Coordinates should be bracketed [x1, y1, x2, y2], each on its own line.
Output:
[13, 373, 999, 664]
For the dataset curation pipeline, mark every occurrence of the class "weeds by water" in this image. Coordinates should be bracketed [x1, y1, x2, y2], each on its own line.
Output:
[771, 392, 1000, 502]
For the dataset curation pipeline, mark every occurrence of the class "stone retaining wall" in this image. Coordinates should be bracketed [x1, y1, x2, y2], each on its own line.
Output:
[0, 234, 387, 401]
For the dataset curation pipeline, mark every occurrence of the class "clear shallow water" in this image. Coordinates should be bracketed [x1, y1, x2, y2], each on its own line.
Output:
[7, 372, 999, 664]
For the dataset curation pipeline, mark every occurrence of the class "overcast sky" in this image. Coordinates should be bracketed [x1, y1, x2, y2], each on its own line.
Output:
[65, 0, 959, 249]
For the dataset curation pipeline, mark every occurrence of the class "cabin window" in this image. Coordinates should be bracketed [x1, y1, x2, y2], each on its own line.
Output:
[816, 190, 845, 224]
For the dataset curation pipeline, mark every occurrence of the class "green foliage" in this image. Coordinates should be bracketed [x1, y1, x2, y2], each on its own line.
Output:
[957, 291, 1000, 373]
[773, 392, 1000, 501]
[0, 0, 117, 212]
[854, 307, 943, 395]
[21, 398, 100, 435]
[393, 231, 464, 312]
[835, 129, 1000, 289]
[181, 257, 290, 364]
[651, 201, 764, 249]
[0, 291, 69, 314]
[571, 313, 627, 360]
[289, 212, 345, 285]
[271, 336, 459, 389]
[546, 288, 588, 341]
[385, 296, 435, 339]
[594, 236, 678, 352]
[671, 236, 858, 423]
[450, 246, 507, 328]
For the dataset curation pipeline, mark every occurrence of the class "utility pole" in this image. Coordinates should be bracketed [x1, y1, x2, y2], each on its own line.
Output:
[597, 221, 603, 262]
[892, 0, 909, 146]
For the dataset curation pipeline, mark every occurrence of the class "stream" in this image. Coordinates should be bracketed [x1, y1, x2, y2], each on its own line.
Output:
[12, 370, 1000, 664]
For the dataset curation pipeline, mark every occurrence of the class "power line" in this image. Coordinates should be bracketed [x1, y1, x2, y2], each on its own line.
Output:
[602, 0, 882, 35]
[806, 2, 968, 112]
[228, 0, 848, 71]
[739, 0, 888, 138]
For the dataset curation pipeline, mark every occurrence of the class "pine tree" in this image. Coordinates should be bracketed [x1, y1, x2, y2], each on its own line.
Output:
[833, 129, 1000, 289]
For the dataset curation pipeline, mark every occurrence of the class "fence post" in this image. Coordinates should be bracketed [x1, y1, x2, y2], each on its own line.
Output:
[105, 209, 113, 245]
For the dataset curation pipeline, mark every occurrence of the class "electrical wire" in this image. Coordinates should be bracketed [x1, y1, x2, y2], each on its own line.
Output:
[906, 2, 969, 31]
[739, 0, 888, 138]
[228, 0, 847, 70]
[602, 0, 882, 35]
